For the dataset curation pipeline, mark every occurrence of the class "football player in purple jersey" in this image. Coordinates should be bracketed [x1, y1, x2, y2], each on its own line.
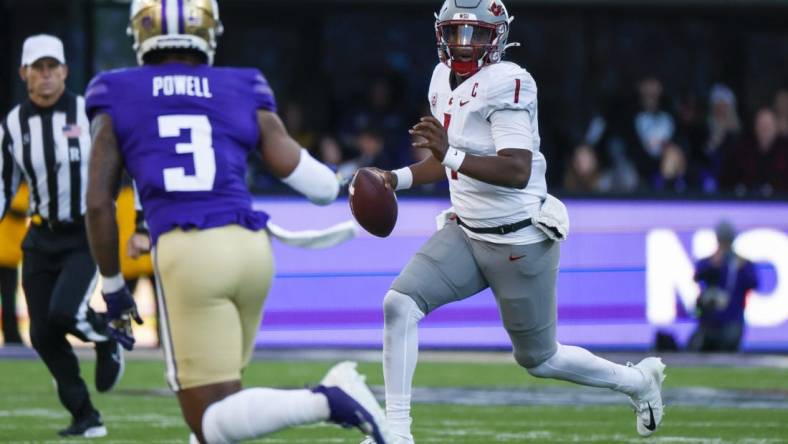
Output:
[83, 1, 391, 443]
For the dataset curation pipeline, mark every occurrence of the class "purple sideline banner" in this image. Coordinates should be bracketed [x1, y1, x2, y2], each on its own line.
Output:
[254, 198, 788, 351]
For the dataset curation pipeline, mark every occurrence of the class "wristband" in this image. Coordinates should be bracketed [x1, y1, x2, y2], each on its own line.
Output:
[392, 167, 413, 191]
[102, 273, 125, 293]
[442, 147, 466, 171]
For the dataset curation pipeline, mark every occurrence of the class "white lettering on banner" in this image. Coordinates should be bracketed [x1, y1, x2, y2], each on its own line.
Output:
[692, 229, 716, 260]
[646, 228, 788, 327]
[737, 229, 788, 327]
[646, 229, 700, 325]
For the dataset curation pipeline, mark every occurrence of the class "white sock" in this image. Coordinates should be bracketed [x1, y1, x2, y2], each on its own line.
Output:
[202, 388, 330, 444]
[382, 290, 424, 439]
[527, 343, 649, 396]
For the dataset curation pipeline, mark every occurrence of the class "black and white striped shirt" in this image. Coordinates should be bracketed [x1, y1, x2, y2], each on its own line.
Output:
[0, 91, 91, 223]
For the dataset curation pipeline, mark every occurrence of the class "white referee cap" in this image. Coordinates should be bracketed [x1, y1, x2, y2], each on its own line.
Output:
[21, 34, 66, 67]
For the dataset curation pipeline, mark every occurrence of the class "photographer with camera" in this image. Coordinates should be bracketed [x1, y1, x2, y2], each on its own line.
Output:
[689, 221, 759, 352]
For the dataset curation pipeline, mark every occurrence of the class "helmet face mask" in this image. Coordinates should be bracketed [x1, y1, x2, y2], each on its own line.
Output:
[127, 0, 224, 65]
[441, 22, 494, 47]
[437, 21, 500, 77]
[435, 0, 516, 77]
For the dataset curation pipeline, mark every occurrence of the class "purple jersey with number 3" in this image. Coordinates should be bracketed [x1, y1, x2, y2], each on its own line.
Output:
[85, 63, 276, 243]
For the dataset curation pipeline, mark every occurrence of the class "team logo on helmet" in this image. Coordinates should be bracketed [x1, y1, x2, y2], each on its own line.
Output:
[489, 1, 504, 17]
[141, 15, 154, 31]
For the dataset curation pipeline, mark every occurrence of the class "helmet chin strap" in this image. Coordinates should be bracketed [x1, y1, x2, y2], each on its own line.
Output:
[450, 59, 479, 77]
[448, 46, 486, 77]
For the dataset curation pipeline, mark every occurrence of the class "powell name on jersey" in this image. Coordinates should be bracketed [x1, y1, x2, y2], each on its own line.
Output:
[428, 61, 548, 245]
[85, 64, 276, 243]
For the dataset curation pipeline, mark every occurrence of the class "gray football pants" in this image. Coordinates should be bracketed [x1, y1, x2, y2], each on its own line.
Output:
[391, 221, 559, 368]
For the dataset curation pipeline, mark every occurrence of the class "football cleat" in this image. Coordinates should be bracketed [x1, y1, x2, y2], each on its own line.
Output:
[58, 411, 107, 438]
[312, 361, 393, 444]
[628, 357, 666, 437]
[361, 435, 414, 444]
[95, 337, 124, 393]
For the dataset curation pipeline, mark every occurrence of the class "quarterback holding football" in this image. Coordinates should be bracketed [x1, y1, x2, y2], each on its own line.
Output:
[361, 1, 666, 442]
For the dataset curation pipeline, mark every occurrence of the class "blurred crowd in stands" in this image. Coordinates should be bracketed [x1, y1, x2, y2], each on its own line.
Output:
[247, 75, 446, 194]
[563, 79, 788, 197]
[249, 75, 787, 198]
[6, 1, 787, 199]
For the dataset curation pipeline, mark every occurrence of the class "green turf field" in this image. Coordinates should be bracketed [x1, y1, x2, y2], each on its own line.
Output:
[1, 357, 787, 443]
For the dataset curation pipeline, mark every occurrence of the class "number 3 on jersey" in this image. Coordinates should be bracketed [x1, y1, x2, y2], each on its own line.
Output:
[159, 115, 216, 192]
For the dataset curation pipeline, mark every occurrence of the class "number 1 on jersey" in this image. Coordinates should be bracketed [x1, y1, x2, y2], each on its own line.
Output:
[444, 113, 458, 180]
[159, 115, 217, 192]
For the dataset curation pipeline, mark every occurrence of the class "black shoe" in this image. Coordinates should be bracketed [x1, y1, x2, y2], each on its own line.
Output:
[95, 338, 124, 392]
[58, 411, 107, 438]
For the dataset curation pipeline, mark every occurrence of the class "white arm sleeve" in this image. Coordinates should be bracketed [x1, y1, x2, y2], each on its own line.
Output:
[490, 109, 533, 152]
[281, 149, 340, 206]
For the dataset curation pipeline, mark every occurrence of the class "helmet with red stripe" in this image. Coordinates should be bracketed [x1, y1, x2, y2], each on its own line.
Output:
[435, 0, 519, 77]
[127, 0, 224, 65]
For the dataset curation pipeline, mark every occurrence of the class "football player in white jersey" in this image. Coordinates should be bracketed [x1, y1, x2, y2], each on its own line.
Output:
[362, 1, 666, 442]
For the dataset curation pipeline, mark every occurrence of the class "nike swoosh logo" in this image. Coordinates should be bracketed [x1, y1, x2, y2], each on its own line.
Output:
[644, 402, 656, 431]
[460, 100, 470, 106]
[508, 254, 526, 261]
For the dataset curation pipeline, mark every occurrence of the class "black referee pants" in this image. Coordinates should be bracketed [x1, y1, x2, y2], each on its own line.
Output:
[1, 265, 22, 343]
[22, 224, 108, 420]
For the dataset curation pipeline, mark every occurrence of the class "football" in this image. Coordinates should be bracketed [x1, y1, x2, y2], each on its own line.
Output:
[349, 168, 398, 237]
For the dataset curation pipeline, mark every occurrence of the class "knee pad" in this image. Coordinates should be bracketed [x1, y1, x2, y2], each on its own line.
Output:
[383, 290, 425, 325]
[525, 359, 552, 378]
[516, 343, 560, 374]
[516, 350, 549, 372]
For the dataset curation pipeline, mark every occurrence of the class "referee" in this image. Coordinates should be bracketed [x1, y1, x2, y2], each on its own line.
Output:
[0, 35, 123, 438]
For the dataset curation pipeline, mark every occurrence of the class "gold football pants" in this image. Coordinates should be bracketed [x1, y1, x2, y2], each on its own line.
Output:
[153, 225, 274, 391]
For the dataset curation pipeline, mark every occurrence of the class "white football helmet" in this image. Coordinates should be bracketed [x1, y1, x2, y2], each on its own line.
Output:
[435, 0, 519, 77]
[127, 0, 224, 65]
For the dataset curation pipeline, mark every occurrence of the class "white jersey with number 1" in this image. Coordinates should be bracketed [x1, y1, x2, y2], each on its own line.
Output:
[427, 61, 548, 245]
